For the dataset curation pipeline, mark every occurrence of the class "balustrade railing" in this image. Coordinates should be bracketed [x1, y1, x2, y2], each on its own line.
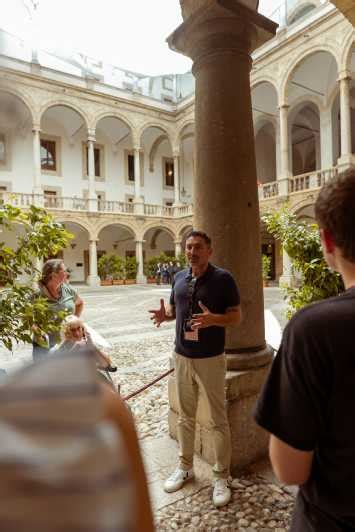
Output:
[0, 168, 339, 217]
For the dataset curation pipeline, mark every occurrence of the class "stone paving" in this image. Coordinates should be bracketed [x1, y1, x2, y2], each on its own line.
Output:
[0, 285, 295, 531]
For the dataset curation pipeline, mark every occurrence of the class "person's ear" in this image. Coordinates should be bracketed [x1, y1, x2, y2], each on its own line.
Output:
[320, 229, 335, 254]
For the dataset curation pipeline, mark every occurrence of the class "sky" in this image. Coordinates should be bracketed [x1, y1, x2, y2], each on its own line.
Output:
[1, 0, 282, 76]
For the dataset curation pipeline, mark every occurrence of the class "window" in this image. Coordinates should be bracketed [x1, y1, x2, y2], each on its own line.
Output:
[164, 158, 174, 187]
[41, 139, 56, 171]
[128, 153, 135, 182]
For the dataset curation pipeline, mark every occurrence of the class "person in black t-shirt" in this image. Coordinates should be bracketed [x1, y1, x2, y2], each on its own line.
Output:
[255, 170, 355, 531]
[149, 230, 241, 507]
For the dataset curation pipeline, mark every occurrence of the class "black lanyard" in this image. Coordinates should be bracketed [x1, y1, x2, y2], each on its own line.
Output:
[186, 276, 197, 319]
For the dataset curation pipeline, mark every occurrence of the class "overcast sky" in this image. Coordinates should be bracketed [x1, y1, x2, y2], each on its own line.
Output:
[1, 0, 281, 76]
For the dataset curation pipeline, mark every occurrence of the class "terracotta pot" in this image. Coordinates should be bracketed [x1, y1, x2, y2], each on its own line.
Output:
[147, 277, 156, 284]
[112, 279, 124, 285]
[100, 279, 113, 286]
[124, 279, 136, 285]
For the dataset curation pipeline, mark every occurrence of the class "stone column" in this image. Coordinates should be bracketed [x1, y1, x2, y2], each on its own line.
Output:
[87, 133, 98, 212]
[32, 126, 43, 202]
[320, 107, 334, 169]
[278, 104, 291, 195]
[173, 152, 181, 205]
[338, 73, 353, 168]
[168, 0, 277, 472]
[174, 240, 182, 257]
[87, 239, 100, 287]
[279, 247, 293, 287]
[135, 240, 146, 284]
[133, 146, 144, 214]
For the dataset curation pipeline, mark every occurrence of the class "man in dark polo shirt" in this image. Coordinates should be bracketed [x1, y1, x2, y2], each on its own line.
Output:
[149, 230, 241, 507]
[255, 170, 355, 531]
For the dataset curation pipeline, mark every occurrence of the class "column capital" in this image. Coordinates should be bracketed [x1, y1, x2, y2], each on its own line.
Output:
[173, 150, 180, 158]
[133, 145, 143, 153]
[32, 124, 41, 133]
[87, 128, 96, 142]
[89, 238, 98, 244]
[337, 70, 352, 83]
[168, 0, 277, 69]
[278, 103, 290, 111]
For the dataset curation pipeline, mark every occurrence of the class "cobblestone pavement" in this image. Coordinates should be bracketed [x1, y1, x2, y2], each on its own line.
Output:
[0, 285, 294, 530]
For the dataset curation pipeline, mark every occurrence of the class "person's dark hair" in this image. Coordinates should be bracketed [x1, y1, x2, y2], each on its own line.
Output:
[185, 230, 212, 247]
[315, 170, 355, 262]
[41, 259, 65, 285]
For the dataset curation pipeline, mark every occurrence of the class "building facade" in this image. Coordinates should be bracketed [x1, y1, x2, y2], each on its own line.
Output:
[0, 0, 354, 283]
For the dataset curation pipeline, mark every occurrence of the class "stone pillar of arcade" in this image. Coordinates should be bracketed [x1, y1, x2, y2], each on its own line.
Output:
[167, 0, 277, 472]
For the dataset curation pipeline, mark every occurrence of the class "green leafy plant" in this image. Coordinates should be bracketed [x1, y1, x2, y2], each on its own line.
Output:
[124, 255, 138, 280]
[98, 254, 115, 280]
[0, 204, 72, 351]
[262, 205, 343, 318]
[262, 254, 271, 281]
[111, 255, 125, 280]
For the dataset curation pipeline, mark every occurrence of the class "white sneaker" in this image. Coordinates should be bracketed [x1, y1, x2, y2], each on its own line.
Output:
[164, 467, 194, 493]
[213, 478, 231, 507]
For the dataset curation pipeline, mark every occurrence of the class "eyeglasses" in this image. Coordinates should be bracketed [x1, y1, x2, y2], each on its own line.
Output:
[69, 326, 82, 332]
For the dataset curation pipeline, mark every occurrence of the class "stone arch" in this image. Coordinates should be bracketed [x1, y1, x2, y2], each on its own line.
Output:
[138, 122, 174, 148]
[142, 224, 176, 258]
[280, 47, 341, 104]
[175, 119, 195, 146]
[0, 86, 36, 125]
[141, 223, 176, 242]
[39, 100, 89, 130]
[92, 111, 135, 136]
[290, 196, 317, 216]
[254, 115, 277, 137]
[339, 29, 354, 72]
[251, 76, 279, 96]
[289, 94, 323, 117]
[53, 217, 93, 238]
[94, 220, 137, 241]
[149, 134, 169, 171]
[178, 223, 193, 239]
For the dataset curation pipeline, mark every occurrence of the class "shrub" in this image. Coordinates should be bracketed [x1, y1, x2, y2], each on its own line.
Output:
[125, 256, 138, 280]
[262, 254, 271, 281]
[0, 204, 72, 350]
[262, 206, 344, 318]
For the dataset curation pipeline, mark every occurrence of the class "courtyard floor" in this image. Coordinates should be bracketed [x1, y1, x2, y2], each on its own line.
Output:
[0, 285, 295, 531]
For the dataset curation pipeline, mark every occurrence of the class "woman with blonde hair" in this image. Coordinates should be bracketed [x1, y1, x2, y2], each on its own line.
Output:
[51, 315, 117, 373]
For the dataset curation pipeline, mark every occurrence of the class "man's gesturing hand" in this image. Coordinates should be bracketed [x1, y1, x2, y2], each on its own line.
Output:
[149, 298, 167, 328]
[191, 301, 215, 330]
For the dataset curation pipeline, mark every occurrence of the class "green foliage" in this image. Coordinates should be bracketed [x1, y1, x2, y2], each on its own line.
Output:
[262, 254, 271, 280]
[144, 253, 187, 277]
[262, 206, 343, 318]
[124, 255, 138, 280]
[0, 204, 72, 351]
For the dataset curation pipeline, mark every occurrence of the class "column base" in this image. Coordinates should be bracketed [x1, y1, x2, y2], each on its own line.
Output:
[168, 346, 273, 473]
[86, 275, 101, 287]
[133, 197, 144, 215]
[136, 274, 147, 284]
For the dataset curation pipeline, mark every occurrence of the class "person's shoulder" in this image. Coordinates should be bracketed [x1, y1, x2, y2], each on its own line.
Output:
[174, 268, 189, 281]
[210, 264, 236, 283]
[287, 291, 349, 335]
[62, 283, 78, 296]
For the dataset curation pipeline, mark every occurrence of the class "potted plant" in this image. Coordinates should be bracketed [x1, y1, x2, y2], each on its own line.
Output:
[124, 256, 138, 284]
[262, 254, 271, 287]
[112, 255, 125, 285]
[98, 254, 114, 285]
